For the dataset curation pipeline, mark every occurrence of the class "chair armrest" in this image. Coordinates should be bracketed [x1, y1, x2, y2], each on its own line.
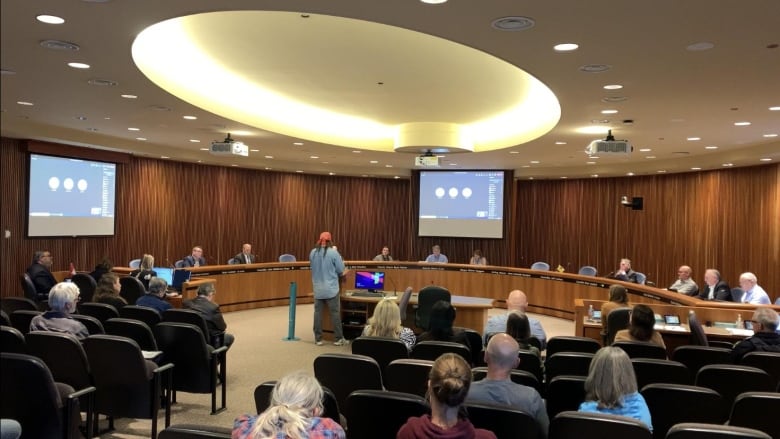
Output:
[153, 362, 175, 374]
[210, 345, 228, 357]
[68, 385, 97, 400]
[66, 386, 96, 439]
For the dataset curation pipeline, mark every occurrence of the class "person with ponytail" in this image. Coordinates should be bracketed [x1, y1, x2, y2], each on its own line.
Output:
[310, 231, 349, 346]
[232, 371, 345, 439]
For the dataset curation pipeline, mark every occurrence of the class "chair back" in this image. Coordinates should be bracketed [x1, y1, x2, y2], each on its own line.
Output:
[740, 352, 780, 388]
[278, 254, 296, 262]
[398, 287, 413, 320]
[0, 310, 8, 326]
[578, 266, 598, 276]
[687, 310, 707, 346]
[465, 402, 541, 439]
[351, 336, 409, 375]
[695, 364, 774, 408]
[545, 352, 594, 383]
[71, 273, 97, 303]
[20, 273, 40, 302]
[0, 325, 26, 354]
[313, 353, 383, 411]
[531, 262, 550, 271]
[345, 390, 430, 439]
[613, 341, 667, 359]
[158, 423, 233, 438]
[119, 305, 162, 328]
[163, 309, 212, 346]
[459, 328, 484, 366]
[1, 297, 39, 314]
[154, 322, 213, 393]
[10, 309, 41, 335]
[729, 392, 780, 439]
[516, 349, 544, 383]
[472, 367, 541, 392]
[227, 258, 239, 265]
[631, 358, 690, 389]
[414, 286, 451, 331]
[384, 359, 433, 397]
[666, 423, 771, 439]
[174, 260, 185, 268]
[104, 318, 158, 350]
[71, 313, 105, 335]
[546, 336, 601, 358]
[545, 375, 586, 420]
[26, 331, 92, 391]
[549, 411, 652, 439]
[635, 272, 647, 285]
[411, 340, 470, 363]
[641, 383, 728, 439]
[120, 275, 147, 304]
[671, 345, 731, 376]
[731, 287, 745, 302]
[129, 259, 142, 269]
[78, 302, 119, 323]
[605, 308, 631, 345]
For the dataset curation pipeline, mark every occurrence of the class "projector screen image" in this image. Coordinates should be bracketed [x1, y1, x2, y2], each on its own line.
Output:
[355, 271, 385, 291]
[27, 153, 117, 237]
[418, 170, 505, 238]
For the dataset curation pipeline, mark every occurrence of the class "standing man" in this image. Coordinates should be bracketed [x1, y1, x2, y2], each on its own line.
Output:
[183, 283, 234, 349]
[183, 246, 206, 267]
[234, 243, 255, 264]
[484, 290, 547, 349]
[739, 272, 771, 304]
[373, 246, 393, 262]
[698, 269, 731, 301]
[607, 258, 639, 283]
[310, 231, 348, 346]
[668, 265, 698, 296]
[425, 245, 448, 263]
[27, 250, 57, 300]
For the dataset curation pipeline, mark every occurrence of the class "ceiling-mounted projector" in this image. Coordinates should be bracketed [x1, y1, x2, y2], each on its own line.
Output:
[586, 129, 632, 155]
[210, 133, 248, 157]
[415, 150, 440, 167]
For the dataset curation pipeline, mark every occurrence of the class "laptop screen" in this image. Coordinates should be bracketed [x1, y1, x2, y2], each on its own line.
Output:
[153, 267, 174, 285]
[171, 269, 192, 289]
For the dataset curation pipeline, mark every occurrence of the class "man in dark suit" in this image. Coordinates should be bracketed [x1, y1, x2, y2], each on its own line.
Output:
[233, 243, 256, 264]
[606, 258, 639, 283]
[182, 246, 207, 267]
[183, 283, 234, 349]
[26, 250, 57, 300]
[698, 268, 732, 301]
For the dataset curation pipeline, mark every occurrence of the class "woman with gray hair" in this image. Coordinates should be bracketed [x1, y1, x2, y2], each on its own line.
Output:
[232, 371, 344, 439]
[30, 282, 89, 340]
[578, 346, 652, 431]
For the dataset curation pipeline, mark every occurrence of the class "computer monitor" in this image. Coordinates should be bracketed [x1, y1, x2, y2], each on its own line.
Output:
[153, 267, 174, 285]
[355, 271, 384, 292]
[171, 269, 192, 290]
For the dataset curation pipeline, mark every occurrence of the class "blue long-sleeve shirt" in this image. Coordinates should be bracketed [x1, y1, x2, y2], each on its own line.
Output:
[309, 246, 344, 300]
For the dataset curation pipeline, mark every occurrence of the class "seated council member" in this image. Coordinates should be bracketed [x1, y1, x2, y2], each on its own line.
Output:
[606, 258, 639, 283]
[30, 282, 89, 340]
[135, 277, 172, 313]
[130, 254, 156, 291]
[361, 297, 416, 351]
[425, 245, 448, 263]
[372, 246, 393, 262]
[739, 272, 771, 304]
[182, 246, 206, 267]
[613, 304, 666, 350]
[234, 243, 255, 264]
[93, 272, 127, 310]
[184, 283, 235, 349]
[698, 268, 731, 301]
[668, 265, 698, 296]
[469, 249, 487, 266]
[484, 290, 547, 349]
[27, 250, 57, 300]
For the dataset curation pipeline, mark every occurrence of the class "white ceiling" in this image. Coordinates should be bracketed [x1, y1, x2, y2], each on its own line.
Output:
[2, 0, 778, 179]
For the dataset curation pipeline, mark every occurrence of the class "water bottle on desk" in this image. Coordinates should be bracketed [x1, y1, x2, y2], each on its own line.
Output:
[588, 304, 594, 320]
[735, 313, 743, 329]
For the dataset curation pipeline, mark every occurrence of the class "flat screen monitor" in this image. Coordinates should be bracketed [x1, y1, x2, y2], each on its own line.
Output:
[153, 267, 174, 286]
[418, 170, 505, 238]
[171, 269, 192, 290]
[27, 153, 117, 237]
[355, 271, 385, 292]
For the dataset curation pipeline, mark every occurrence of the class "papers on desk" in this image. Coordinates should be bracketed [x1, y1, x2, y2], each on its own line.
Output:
[726, 328, 754, 337]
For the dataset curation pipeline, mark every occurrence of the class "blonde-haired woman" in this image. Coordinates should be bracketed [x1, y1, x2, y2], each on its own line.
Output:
[362, 297, 416, 351]
[129, 254, 156, 291]
[232, 371, 344, 439]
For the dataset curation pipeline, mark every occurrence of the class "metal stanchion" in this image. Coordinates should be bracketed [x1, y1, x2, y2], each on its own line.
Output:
[282, 281, 300, 341]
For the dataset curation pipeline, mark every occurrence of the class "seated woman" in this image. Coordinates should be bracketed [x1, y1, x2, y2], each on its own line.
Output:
[89, 256, 113, 282]
[469, 249, 487, 266]
[232, 370, 345, 439]
[129, 253, 157, 291]
[505, 311, 541, 359]
[578, 346, 653, 431]
[415, 300, 471, 353]
[93, 272, 127, 310]
[30, 282, 89, 340]
[397, 353, 496, 439]
[613, 304, 666, 349]
[362, 297, 416, 351]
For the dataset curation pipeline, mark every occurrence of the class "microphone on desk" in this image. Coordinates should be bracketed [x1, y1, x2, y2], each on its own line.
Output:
[387, 275, 399, 296]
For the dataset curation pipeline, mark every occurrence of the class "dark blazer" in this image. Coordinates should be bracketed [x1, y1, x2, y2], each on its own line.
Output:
[233, 253, 256, 264]
[607, 269, 639, 283]
[698, 281, 732, 301]
[27, 263, 57, 299]
[182, 255, 207, 267]
[183, 296, 227, 338]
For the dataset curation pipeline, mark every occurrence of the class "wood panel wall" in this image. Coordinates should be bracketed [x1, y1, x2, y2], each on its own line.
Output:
[2, 137, 778, 301]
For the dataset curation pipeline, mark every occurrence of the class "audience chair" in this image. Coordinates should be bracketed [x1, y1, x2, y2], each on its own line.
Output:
[578, 265, 598, 276]
[351, 336, 409, 375]
[634, 272, 647, 285]
[687, 310, 708, 346]
[695, 364, 774, 409]
[730, 287, 744, 302]
[472, 367, 541, 392]
[729, 392, 780, 439]
[253, 381, 340, 423]
[465, 402, 542, 439]
[545, 352, 594, 383]
[545, 375, 586, 420]
[0, 325, 26, 354]
[530, 261, 550, 271]
[0, 310, 9, 326]
[158, 423, 232, 439]
[707, 340, 735, 349]
[549, 411, 652, 439]
[103, 318, 158, 351]
[10, 309, 41, 335]
[78, 302, 119, 323]
[313, 353, 383, 412]
[612, 340, 667, 359]
[84, 334, 173, 439]
[277, 254, 296, 262]
[129, 259, 142, 269]
[71, 313, 105, 335]
[345, 390, 430, 439]
[384, 358, 433, 398]
[1, 352, 96, 439]
[1, 296, 38, 314]
[154, 322, 227, 414]
[740, 352, 780, 388]
[459, 327, 484, 366]
[71, 273, 98, 303]
[546, 336, 601, 358]
[671, 345, 731, 376]
[119, 304, 162, 328]
[516, 349, 545, 383]
[640, 383, 728, 439]
[174, 260, 185, 268]
[20, 272, 44, 303]
[411, 340, 470, 363]
[163, 309, 215, 347]
[226, 258, 239, 265]
[119, 275, 147, 304]
[398, 286, 413, 320]
[666, 423, 771, 439]
[414, 285, 451, 331]
[631, 358, 690, 389]
[604, 307, 631, 345]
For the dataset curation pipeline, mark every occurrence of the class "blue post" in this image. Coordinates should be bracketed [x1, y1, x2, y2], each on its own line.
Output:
[283, 281, 300, 341]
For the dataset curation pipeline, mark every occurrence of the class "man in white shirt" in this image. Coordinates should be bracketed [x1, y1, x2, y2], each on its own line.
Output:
[668, 265, 698, 296]
[484, 289, 547, 349]
[739, 272, 771, 304]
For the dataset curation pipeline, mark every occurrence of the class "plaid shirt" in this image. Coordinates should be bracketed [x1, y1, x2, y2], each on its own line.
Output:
[232, 414, 345, 439]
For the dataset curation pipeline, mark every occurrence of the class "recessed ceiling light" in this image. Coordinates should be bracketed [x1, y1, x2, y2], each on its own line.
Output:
[127, 127, 140, 131]
[555, 141, 567, 145]
[136, 137, 146, 141]
[603, 84, 623, 90]
[560, 176, 568, 179]
[602, 96, 628, 103]
[293, 142, 304, 146]
[121, 94, 137, 99]
[734, 121, 751, 126]
[722, 163, 734, 167]
[449, 163, 458, 166]
[601, 109, 618, 114]
[40, 40, 80, 51]
[309, 155, 319, 159]
[646, 156, 656, 159]
[521, 165, 531, 168]
[691, 167, 702, 170]
[591, 119, 610, 124]
[705, 145, 718, 149]
[586, 161, 596, 165]
[764, 134, 778, 137]
[68, 62, 90, 69]
[265, 167, 272, 170]
[75, 116, 87, 120]
[394, 176, 400, 179]
[16, 101, 34, 106]
[657, 170, 667, 173]
[199, 148, 208, 151]
[627, 172, 635, 176]
[420, 0, 447, 3]
[580, 64, 611, 73]
[589, 156, 600, 159]
[264, 155, 273, 159]
[491, 16, 536, 31]
[553, 43, 579, 52]
[369, 160, 378, 164]
[328, 172, 336, 176]
[687, 137, 701, 141]
[250, 149, 259, 152]
[36, 15, 65, 24]
[386, 164, 393, 168]
[530, 160, 540, 164]
[231, 164, 238, 167]
[770, 106, 780, 111]
[351, 150, 361, 153]
[189, 139, 200, 143]
[182, 115, 197, 120]
[591, 174, 599, 178]
[759, 158, 773, 162]
[295, 170, 303, 173]
[528, 177, 534, 180]
[639, 148, 651, 152]
[509, 151, 520, 154]
[160, 155, 169, 158]
[686, 42, 715, 51]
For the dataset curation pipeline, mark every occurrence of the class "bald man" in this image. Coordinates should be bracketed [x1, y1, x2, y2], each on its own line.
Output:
[668, 265, 698, 296]
[466, 333, 549, 433]
[484, 290, 547, 349]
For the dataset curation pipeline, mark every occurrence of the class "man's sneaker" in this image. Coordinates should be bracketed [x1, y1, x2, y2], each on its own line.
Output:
[315, 340, 324, 346]
[333, 338, 349, 346]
